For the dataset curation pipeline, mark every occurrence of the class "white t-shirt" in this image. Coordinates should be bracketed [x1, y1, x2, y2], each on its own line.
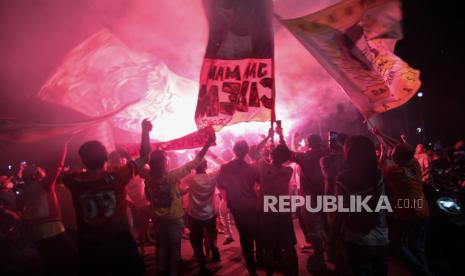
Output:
[184, 172, 218, 220]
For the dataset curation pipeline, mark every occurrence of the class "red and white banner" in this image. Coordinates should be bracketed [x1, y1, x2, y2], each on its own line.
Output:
[123, 126, 215, 155]
[195, 58, 273, 130]
[154, 126, 215, 151]
[195, 0, 275, 131]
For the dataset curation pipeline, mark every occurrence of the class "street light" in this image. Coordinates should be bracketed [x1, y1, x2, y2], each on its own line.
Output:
[417, 92, 424, 98]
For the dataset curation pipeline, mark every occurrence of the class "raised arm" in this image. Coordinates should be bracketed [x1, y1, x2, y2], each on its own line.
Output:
[275, 125, 286, 145]
[140, 119, 153, 163]
[291, 132, 300, 151]
[378, 142, 386, 167]
[17, 162, 26, 179]
[371, 127, 399, 149]
[194, 133, 216, 162]
[169, 133, 217, 181]
[50, 139, 70, 188]
[400, 133, 408, 144]
[250, 128, 273, 161]
[259, 128, 274, 151]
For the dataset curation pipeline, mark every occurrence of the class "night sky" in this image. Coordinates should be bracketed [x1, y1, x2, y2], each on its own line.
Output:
[391, 0, 465, 145]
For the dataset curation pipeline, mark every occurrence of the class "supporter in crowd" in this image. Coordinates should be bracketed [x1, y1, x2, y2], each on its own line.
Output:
[384, 143, 434, 276]
[335, 135, 389, 276]
[21, 141, 78, 275]
[291, 133, 329, 273]
[290, 132, 311, 250]
[183, 159, 220, 274]
[61, 122, 151, 275]
[320, 132, 348, 274]
[0, 175, 20, 220]
[0, 174, 26, 274]
[453, 139, 465, 163]
[141, 123, 216, 276]
[415, 144, 432, 183]
[108, 148, 154, 255]
[216, 151, 235, 246]
[3, 118, 465, 276]
[255, 127, 298, 275]
[218, 139, 261, 275]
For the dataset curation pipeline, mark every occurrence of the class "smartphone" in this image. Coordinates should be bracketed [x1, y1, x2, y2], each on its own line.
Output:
[329, 131, 338, 148]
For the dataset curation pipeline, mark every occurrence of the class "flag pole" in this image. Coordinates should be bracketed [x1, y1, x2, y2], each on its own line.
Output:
[271, 53, 276, 147]
[364, 114, 375, 129]
[270, 1, 276, 146]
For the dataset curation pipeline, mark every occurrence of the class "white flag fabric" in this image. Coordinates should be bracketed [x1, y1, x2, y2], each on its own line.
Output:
[37, 29, 198, 141]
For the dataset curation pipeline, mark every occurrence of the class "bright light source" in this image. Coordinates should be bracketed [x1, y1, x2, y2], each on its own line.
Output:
[417, 92, 423, 98]
[299, 139, 306, 148]
[416, 127, 422, 133]
[440, 200, 455, 208]
[438, 197, 462, 214]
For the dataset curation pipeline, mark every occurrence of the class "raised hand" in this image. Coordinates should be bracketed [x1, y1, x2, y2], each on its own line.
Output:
[207, 132, 216, 145]
[275, 126, 283, 136]
[268, 127, 275, 138]
[140, 119, 153, 160]
[141, 119, 153, 133]
[400, 133, 408, 143]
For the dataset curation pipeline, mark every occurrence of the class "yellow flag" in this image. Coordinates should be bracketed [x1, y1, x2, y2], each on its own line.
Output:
[279, 0, 421, 118]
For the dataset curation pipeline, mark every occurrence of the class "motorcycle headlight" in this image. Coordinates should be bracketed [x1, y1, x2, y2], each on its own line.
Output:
[437, 197, 462, 215]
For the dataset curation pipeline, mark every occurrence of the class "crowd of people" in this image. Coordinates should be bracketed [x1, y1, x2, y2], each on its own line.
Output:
[1, 119, 464, 276]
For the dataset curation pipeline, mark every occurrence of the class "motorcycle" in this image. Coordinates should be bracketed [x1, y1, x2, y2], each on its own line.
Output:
[424, 159, 465, 274]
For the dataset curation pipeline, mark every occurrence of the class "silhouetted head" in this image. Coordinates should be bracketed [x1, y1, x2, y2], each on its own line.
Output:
[271, 144, 291, 165]
[392, 143, 415, 167]
[195, 159, 208, 174]
[344, 135, 377, 172]
[233, 140, 249, 160]
[307, 134, 322, 149]
[108, 150, 125, 167]
[22, 164, 46, 182]
[78, 141, 108, 170]
[337, 133, 348, 147]
[149, 150, 168, 177]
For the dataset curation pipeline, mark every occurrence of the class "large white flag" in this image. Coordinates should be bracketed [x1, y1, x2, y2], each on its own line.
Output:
[37, 29, 198, 142]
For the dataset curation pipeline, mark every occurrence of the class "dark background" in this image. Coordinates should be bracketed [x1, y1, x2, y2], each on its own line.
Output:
[1, 0, 464, 172]
[386, 0, 465, 145]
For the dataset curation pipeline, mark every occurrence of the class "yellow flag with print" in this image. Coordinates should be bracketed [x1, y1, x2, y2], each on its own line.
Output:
[278, 0, 421, 118]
